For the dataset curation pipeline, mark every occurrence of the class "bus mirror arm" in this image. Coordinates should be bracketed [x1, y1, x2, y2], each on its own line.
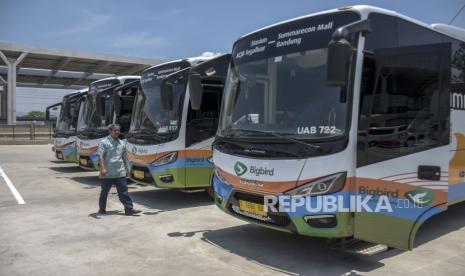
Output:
[45, 102, 62, 121]
[331, 19, 372, 42]
[326, 19, 372, 87]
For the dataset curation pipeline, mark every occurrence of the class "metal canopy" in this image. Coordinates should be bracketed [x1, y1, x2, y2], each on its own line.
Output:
[0, 41, 163, 88]
[0, 41, 164, 124]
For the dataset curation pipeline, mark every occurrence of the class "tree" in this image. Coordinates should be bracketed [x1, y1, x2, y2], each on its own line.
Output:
[27, 111, 45, 118]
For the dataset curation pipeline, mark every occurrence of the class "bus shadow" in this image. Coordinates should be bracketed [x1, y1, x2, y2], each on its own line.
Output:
[129, 189, 213, 212]
[66, 175, 213, 210]
[415, 201, 465, 247]
[49, 160, 68, 164]
[68, 175, 100, 187]
[48, 166, 83, 173]
[198, 202, 465, 275]
[201, 225, 391, 275]
[62, 174, 145, 190]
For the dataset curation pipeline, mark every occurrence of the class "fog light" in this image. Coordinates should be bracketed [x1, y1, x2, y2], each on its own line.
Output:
[159, 174, 174, 183]
[304, 215, 337, 228]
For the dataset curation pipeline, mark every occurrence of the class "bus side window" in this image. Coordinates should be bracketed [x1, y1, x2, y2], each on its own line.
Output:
[186, 86, 222, 147]
[357, 44, 450, 167]
[358, 14, 451, 167]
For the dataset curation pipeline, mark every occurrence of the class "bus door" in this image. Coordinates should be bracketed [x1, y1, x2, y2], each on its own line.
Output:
[354, 43, 451, 250]
[185, 87, 223, 188]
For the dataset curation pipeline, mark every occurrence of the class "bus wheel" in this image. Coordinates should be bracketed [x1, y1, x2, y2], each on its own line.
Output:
[206, 187, 215, 199]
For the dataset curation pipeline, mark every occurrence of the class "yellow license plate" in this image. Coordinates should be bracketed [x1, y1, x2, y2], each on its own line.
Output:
[133, 170, 144, 179]
[80, 158, 88, 165]
[239, 200, 267, 217]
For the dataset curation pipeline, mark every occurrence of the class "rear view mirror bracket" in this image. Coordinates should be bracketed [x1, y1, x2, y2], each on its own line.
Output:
[326, 19, 372, 88]
[45, 102, 62, 121]
[331, 19, 372, 42]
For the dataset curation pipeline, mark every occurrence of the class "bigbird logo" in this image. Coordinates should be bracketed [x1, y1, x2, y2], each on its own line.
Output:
[234, 161, 247, 176]
[405, 188, 435, 207]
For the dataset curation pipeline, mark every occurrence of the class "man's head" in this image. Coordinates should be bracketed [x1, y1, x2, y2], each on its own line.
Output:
[108, 124, 121, 139]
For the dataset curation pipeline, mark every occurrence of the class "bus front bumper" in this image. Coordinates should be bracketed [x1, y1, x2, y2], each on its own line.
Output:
[213, 175, 354, 238]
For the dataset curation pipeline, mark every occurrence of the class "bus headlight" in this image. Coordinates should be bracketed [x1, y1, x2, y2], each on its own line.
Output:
[152, 152, 178, 167]
[287, 172, 346, 197]
[214, 167, 229, 185]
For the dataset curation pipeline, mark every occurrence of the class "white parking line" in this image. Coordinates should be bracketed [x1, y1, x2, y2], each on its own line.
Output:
[0, 166, 25, 205]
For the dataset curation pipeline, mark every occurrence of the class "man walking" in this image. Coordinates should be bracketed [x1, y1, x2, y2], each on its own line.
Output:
[96, 124, 141, 216]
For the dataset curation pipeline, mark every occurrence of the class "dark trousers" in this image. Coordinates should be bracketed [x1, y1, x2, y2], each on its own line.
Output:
[99, 177, 133, 211]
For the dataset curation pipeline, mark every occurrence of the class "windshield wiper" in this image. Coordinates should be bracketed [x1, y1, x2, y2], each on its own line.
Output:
[226, 129, 321, 150]
[127, 129, 171, 142]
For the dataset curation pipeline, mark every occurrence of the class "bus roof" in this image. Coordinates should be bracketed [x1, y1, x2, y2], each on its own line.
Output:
[236, 5, 465, 43]
[89, 76, 140, 86]
[142, 55, 217, 74]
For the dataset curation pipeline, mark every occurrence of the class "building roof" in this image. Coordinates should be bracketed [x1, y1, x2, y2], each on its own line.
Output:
[0, 41, 164, 89]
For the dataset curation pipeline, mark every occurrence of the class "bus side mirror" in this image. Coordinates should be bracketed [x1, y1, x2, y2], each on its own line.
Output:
[96, 96, 106, 117]
[189, 53, 231, 110]
[326, 19, 372, 87]
[45, 104, 60, 121]
[112, 94, 122, 117]
[326, 39, 353, 87]
[189, 72, 202, 110]
[160, 81, 173, 111]
[63, 101, 72, 120]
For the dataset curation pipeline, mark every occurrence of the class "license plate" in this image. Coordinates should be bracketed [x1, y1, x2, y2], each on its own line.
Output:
[80, 158, 88, 165]
[239, 200, 267, 217]
[133, 170, 144, 179]
[57, 153, 63, 159]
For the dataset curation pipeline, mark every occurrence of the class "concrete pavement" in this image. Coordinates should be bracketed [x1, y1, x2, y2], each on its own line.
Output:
[1, 145, 465, 275]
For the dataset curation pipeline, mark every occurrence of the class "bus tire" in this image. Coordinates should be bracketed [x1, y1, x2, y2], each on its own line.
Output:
[206, 186, 215, 199]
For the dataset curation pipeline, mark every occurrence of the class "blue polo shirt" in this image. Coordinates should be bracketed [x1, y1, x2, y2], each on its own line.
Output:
[96, 136, 126, 179]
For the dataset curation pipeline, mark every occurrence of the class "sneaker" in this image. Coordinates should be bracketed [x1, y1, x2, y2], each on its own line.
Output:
[98, 209, 106, 215]
[125, 209, 142, 216]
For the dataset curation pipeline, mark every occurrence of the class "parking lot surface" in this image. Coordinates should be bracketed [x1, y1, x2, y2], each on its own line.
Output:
[1, 145, 465, 276]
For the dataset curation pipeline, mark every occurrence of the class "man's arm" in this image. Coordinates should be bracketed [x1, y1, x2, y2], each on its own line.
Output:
[96, 142, 108, 176]
[98, 156, 108, 176]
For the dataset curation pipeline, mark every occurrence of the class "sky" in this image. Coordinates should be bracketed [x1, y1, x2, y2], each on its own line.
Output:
[1, 0, 465, 113]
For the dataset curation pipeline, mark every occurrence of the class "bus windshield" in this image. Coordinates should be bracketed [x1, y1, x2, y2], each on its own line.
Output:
[129, 61, 190, 141]
[79, 79, 119, 133]
[55, 97, 81, 135]
[218, 12, 359, 140]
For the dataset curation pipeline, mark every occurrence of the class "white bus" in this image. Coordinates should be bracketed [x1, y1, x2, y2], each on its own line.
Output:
[125, 55, 229, 192]
[46, 90, 87, 163]
[76, 76, 140, 170]
[211, 5, 465, 251]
